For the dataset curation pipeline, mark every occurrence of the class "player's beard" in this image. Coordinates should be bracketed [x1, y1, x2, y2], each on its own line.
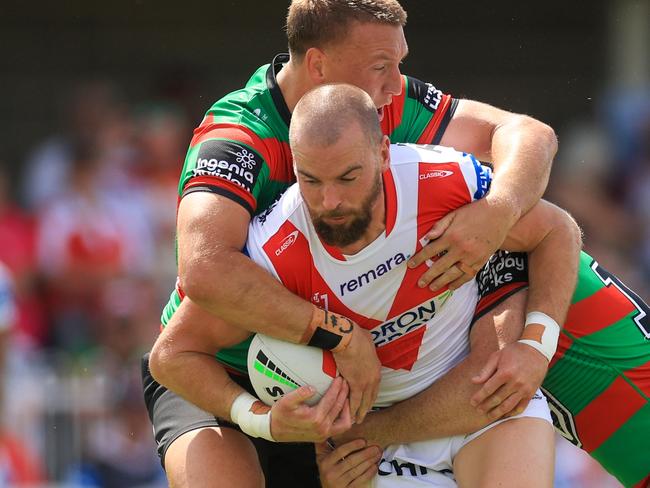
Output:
[312, 170, 382, 248]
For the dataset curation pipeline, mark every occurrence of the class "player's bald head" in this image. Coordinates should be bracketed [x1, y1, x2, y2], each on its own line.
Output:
[289, 83, 383, 151]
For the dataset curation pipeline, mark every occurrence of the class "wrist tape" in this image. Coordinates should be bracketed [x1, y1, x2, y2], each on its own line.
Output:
[300, 305, 354, 352]
[229, 392, 275, 441]
[517, 311, 561, 362]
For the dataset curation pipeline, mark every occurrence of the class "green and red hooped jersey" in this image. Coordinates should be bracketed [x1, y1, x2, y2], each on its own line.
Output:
[161, 53, 458, 370]
[542, 251, 650, 488]
[475, 250, 650, 486]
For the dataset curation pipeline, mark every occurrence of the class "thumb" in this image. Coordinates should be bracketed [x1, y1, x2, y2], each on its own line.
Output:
[425, 212, 455, 241]
[472, 352, 499, 384]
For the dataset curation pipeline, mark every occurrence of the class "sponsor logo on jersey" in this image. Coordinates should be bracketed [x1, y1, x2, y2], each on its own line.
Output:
[467, 153, 492, 199]
[256, 198, 280, 226]
[371, 297, 440, 346]
[275, 230, 299, 256]
[408, 77, 443, 113]
[423, 83, 443, 111]
[378, 458, 439, 478]
[419, 169, 454, 180]
[193, 140, 263, 193]
[252, 108, 268, 121]
[477, 251, 527, 298]
[541, 387, 581, 448]
[339, 252, 407, 296]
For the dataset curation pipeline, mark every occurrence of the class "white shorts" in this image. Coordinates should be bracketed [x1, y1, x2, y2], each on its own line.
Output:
[371, 390, 552, 487]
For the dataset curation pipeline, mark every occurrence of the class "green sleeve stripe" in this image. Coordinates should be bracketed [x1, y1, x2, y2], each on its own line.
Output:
[160, 288, 182, 327]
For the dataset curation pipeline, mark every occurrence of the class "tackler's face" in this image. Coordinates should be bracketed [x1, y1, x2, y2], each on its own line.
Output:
[320, 22, 408, 122]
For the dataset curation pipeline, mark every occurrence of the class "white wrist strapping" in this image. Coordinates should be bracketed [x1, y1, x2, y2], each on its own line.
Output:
[229, 392, 275, 442]
[517, 311, 561, 362]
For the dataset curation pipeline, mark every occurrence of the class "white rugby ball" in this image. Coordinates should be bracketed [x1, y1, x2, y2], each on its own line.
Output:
[247, 333, 338, 406]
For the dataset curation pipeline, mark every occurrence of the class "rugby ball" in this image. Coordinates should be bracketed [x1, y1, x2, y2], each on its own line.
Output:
[247, 334, 338, 406]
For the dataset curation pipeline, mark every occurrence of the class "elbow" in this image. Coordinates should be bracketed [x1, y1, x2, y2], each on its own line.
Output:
[554, 207, 583, 251]
[540, 121, 558, 160]
[179, 265, 209, 305]
[519, 115, 558, 161]
[567, 212, 583, 251]
[178, 253, 227, 307]
[148, 337, 171, 387]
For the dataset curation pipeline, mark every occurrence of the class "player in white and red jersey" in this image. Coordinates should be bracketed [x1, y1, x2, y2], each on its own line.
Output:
[247, 144, 491, 408]
[239, 84, 580, 487]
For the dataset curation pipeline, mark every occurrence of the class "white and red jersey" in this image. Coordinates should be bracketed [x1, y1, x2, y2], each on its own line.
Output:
[246, 144, 492, 407]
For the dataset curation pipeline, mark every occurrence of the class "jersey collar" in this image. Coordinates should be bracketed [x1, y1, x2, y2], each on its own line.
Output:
[266, 53, 292, 128]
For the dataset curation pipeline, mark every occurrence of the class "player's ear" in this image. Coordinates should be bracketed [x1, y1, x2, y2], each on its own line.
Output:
[379, 135, 391, 172]
[305, 47, 326, 83]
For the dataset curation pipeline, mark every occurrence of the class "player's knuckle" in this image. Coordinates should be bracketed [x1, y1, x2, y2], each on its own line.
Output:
[501, 368, 516, 380]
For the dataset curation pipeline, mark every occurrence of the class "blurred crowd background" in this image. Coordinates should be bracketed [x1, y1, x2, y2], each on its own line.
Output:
[0, 0, 648, 486]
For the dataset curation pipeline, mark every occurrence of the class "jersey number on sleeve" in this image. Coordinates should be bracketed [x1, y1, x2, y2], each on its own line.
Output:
[591, 260, 650, 339]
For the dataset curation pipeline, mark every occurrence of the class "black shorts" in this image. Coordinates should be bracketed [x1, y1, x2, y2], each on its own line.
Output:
[141, 353, 320, 487]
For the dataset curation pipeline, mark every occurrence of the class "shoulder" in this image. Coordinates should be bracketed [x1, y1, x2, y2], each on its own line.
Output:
[247, 185, 304, 254]
[389, 144, 491, 201]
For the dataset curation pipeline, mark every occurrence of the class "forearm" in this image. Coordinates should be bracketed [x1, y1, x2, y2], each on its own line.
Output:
[504, 202, 582, 329]
[358, 353, 491, 446]
[177, 192, 313, 343]
[349, 205, 581, 446]
[524, 214, 581, 327]
[182, 248, 314, 343]
[352, 292, 528, 446]
[149, 298, 252, 420]
[486, 114, 557, 223]
[442, 101, 557, 226]
[152, 345, 245, 421]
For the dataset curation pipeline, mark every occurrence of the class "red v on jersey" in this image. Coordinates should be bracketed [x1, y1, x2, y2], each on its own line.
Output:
[248, 145, 491, 405]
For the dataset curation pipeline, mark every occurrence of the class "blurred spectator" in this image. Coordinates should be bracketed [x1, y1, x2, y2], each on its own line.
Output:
[65, 282, 165, 488]
[65, 373, 165, 488]
[21, 80, 135, 211]
[624, 116, 650, 286]
[35, 139, 155, 356]
[0, 262, 45, 485]
[548, 121, 650, 299]
[0, 166, 46, 348]
[554, 436, 623, 488]
[0, 433, 45, 486]
[130, 103, 190, 296]
[132, 103, 187, 237]
[0, 262, 16, 398]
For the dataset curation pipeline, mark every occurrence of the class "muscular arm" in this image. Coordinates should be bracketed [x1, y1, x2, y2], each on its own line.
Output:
[415, 100, 558, 286]
[173, 191, 380, 420]
[178, 192, 314, 341]
[149, 297, 252, 421]
[340, 200, 581, 447]
[149, 298, 353, 441]
[442, 100, 557, 223]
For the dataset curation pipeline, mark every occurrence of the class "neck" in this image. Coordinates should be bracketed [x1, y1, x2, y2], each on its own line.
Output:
[276, 58, 315, 114]
[337, 187, 386, 256]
